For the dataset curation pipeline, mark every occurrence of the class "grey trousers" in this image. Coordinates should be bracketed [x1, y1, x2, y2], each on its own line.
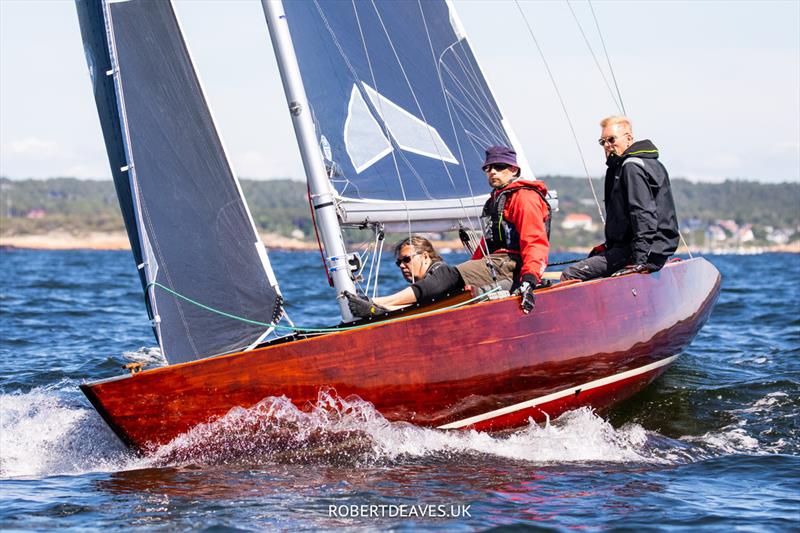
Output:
[560, 247, 631, 281]
[456, 252, 521, 291]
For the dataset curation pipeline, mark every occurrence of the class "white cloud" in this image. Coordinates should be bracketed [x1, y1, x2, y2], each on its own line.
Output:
[5, 137, 69, 157]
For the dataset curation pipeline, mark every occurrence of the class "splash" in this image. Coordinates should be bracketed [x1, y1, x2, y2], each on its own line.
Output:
[0, 386, 141, 479]
[150, 391, 667, 468]
[3, 386, 776, 480]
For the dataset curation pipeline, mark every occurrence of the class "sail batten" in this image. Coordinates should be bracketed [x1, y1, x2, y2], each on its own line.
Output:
[78, 0, 283, 364]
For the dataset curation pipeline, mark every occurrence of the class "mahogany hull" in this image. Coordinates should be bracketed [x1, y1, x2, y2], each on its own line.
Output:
[82, 258, 721, 450]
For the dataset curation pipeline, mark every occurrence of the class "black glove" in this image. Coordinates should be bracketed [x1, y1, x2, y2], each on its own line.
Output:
[611, 264, 651, 277]
[343, 291, 388, 318]
[514, 275, 537, 314]
[588, 243, 606, 257]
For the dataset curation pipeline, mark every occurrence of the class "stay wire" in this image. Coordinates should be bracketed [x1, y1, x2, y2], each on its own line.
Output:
[566, 0, 623, 113]
[514, 0, 605, 225]
[588, 0, 626, 116]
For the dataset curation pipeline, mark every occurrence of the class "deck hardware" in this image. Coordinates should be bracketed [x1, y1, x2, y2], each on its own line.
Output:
[123, 362, 146, 375]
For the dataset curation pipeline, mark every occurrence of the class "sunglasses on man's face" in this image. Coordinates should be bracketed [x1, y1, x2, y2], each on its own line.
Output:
[482, 163, 511, 172]
[395, 255, 415, 267]
[598, 136, 618, 146]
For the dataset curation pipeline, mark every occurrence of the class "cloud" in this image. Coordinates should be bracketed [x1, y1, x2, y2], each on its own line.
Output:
[4, 137, 70, 158]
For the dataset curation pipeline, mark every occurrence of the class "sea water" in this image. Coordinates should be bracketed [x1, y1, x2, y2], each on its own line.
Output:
[1, 249, 798, 531]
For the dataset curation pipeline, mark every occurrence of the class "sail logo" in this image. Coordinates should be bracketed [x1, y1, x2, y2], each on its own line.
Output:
[344, 83, 458, 174]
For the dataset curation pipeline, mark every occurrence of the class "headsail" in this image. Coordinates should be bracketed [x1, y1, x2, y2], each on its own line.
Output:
[282, 0, 533, 231]
[76, 0, 282, 363]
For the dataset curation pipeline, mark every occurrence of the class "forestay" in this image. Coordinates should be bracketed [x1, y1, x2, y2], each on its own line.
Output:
[282, 0, 534, 231]
[76, 0, 282, 364]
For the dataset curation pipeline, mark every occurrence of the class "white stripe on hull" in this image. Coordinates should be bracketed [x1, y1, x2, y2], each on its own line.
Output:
[437, 354, 679, 429]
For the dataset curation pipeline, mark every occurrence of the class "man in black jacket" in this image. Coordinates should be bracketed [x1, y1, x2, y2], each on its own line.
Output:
[562, 116, 679, 281]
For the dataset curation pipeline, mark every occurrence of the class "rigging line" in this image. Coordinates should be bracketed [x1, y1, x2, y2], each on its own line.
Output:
[368, 0, 463, 205]
[588, 0, 626, 115]
[418, 0, 485, 240]
[566, 0, 622, 113]
[312, 0, 420, 245]
[146, 280, 500, 334]
[513, 0, 606, 225]
[371, 230, 385, 298]
[348, 0, 414, 240]
[441, 48, 506, 141]
[679, 231, 694, 259]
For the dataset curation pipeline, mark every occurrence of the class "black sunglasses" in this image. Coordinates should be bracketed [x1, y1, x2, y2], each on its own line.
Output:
[395, 254, 415, 267]
[482, 163, 511, 172]
[598, 136, 617, 146]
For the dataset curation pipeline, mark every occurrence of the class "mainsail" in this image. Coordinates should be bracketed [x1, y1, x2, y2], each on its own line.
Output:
[282, 0, 534, 231]
[76, 0, 282, 363]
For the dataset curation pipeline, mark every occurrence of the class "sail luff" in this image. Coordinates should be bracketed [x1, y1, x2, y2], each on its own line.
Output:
[261, 0, 356, 322]
[101, 0, 167, 354]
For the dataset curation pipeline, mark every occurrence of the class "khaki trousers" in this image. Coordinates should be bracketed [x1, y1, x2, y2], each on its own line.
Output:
[456, 252, 521, 291]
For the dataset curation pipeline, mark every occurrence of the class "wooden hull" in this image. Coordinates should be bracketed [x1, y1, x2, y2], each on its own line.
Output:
[82, 258, 721, 450]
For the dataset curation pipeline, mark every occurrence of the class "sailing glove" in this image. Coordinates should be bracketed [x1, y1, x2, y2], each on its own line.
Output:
[515, 276, 537, 314]
[344, 291, 388, 318]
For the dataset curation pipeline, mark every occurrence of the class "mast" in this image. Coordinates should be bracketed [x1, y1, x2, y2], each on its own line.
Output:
[261, 0, 356, 322]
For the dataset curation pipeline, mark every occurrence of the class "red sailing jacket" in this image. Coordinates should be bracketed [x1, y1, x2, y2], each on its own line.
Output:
[472, 179, 550, 283]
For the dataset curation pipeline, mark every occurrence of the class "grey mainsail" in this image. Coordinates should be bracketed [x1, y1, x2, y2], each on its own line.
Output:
[76, 0, 282, 363]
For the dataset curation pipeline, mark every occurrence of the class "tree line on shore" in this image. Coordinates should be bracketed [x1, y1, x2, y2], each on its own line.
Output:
[1, 176, 798, 250]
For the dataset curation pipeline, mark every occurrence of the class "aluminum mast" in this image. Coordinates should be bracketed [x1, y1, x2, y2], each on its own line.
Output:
[262, 0, 356, 322]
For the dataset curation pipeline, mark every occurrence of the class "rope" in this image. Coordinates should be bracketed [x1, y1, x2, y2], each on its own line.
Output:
[566, 0, 623, 113]
[513, 0, 605, 225]
[547, 258, 583, 267]
[588, 0, 626, 115]
[145, 281, 501, 335]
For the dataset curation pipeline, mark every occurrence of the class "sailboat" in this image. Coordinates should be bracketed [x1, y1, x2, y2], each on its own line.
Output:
[75, 0, 720, 450]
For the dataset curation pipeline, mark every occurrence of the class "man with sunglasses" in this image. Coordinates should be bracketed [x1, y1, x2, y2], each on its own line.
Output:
[561, 116, 678, 281]
[456, 145, 551, 314]
[346, 146, 550, 317]
[345, 235, 463, 318]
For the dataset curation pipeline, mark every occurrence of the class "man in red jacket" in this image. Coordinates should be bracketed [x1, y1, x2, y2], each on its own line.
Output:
[346, 145, 550, 317]
[457, 146, 550, 313]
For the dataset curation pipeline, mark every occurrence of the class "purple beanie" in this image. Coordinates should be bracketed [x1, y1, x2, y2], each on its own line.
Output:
[482, 145, 518, 169]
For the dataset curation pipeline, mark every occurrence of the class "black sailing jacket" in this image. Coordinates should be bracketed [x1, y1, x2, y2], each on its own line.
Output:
[603, 139, 679, 264]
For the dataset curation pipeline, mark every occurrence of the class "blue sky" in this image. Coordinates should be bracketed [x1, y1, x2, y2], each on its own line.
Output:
[1, 0, 798, 183]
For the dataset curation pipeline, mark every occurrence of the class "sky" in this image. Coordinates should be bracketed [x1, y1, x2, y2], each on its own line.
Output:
[0, 0, 798, 184]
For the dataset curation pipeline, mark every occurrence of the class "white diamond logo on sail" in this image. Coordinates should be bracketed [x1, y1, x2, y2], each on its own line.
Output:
[362, 83, 458, 166]
[344, 86, 393, 174]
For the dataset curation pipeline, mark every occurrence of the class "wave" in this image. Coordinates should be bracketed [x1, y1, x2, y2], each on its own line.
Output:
[1, 384, 792, 480]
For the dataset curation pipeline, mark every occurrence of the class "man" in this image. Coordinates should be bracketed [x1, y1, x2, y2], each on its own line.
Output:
[561, 116, 679, 281]
[347, 145, 550, 317]
[458, 145, 550, 313]
[345, 236, 463, 318]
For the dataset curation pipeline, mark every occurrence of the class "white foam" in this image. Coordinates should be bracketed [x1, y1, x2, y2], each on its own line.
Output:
[0, 387, 142, 479]
[150, 391, 666, 467]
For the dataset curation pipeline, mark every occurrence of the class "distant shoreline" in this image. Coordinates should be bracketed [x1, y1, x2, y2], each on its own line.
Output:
[1, 231, 798, 254]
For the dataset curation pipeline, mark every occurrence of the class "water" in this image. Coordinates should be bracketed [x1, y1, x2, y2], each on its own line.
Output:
[1, 249, 798, 531]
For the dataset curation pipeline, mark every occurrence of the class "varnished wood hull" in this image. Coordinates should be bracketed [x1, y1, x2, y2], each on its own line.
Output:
[82, 258, 720, 450]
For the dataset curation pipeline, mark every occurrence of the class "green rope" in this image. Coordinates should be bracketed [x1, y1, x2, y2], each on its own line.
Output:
[145, 281, 501, 335]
